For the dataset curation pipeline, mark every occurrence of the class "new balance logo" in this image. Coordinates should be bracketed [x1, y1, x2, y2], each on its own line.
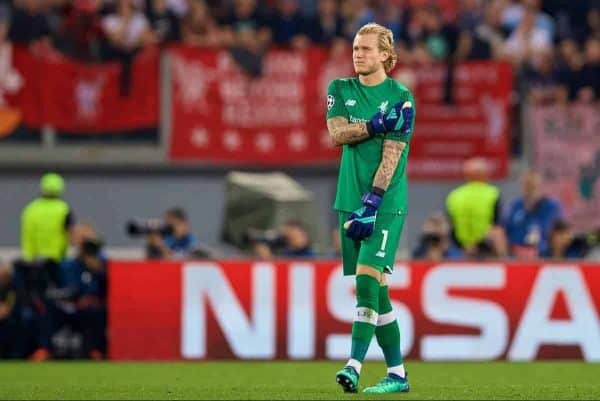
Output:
[345, 99, 356, 106]
[387, 109, 397, 120]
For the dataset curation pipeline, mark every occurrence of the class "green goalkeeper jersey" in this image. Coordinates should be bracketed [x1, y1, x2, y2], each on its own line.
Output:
[326, 77, 416, 215]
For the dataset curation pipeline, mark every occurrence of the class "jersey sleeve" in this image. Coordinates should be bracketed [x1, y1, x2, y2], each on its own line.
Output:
[385, 90, 416, 143]
[326, 80, 348, 120]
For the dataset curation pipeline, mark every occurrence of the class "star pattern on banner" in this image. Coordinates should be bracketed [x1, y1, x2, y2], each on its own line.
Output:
[255, 132, 274, 153]
[191, 127, 209, 148]
[288, 130, 307, 152]
[223, 130, 241, 151]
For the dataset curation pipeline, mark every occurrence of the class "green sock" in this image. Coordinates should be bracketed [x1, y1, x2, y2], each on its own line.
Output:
[350, 274, 380, 363]
[375, 285, 403, 367]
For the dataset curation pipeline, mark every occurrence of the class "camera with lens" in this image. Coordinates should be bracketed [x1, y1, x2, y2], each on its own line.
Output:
[421, 233, 443, 248]
[81, 237, 104, 258]
[125, 219, 173, 237]
[242, 227, 287, 250]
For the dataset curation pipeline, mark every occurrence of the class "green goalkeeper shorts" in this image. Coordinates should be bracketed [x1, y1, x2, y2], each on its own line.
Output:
[338, 211, 406, 276]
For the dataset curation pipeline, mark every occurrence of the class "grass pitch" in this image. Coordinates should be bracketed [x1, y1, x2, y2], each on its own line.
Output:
[0, 361, 599, 400]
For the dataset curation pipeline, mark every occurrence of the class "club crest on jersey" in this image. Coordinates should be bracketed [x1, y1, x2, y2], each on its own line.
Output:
[327, 95, 335, 111]
[345, 99, 356, 106]
[378, 100, 389, 113]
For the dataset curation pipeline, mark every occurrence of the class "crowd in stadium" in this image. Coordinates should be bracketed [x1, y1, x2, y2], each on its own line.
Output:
[0, 0, 598, 103]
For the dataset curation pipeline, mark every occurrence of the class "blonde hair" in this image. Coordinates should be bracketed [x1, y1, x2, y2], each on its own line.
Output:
[356, 23, 398, 73]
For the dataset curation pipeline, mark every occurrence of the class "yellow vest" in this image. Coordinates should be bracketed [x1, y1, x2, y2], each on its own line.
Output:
[21, 197, 70, 262]
[446, 182, 499, 248]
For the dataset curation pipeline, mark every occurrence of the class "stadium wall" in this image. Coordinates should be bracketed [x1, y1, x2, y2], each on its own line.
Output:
[0, 172, 521, 252]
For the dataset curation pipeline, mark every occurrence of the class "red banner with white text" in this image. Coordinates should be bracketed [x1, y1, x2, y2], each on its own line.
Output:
[167, 46, 512, 178]
[109, 261, 600, 361]
[7, 46, 159, 132]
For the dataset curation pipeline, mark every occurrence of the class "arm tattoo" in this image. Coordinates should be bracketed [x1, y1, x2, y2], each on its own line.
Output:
[373, 140, 406, 191]
[327, 116, 370, 146]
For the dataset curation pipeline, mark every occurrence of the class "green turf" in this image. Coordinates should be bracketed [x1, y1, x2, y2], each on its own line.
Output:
[0, 361, 599, 400]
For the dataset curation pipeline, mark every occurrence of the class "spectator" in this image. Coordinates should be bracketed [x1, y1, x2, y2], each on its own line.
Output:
[145, 0, 180, 44]
[404, 4, 459, 62]
[8, 0, 52, 46]
[305, 0, 345, 46]
[471, 0, 510, 59]
[502, 0, 555, 38]
[524, 49, 562, 105]
[56, 225, 107, 359]
[500, 5, 551, 67]
[102, 0, 153, 54]
[21, 173, 74, 264]
[544, 220, 590, 259]
[583, 7, 600, 43]
[504, 170, 563, 259]
[350, 0, 403, 41]
[446, 157, 507, 258]
[250, 220, 316, 259]
[0, 260, 17, 358]
[221, 0, 271, 77]
[146, 207, 198, 259]
[279, 220, 316, 258]
[269, 0, 309, 49]
[412, 212, 463, 261]
[102, 0, 153, 94]
[456, 0, 484, 34]
[180, 0, 228, 47]
[12, 257, 60, 361]
[577, 37, 600, 103]
[556, 38, 585, 102]
[54, 0, 104, 61]
[0, 7, 24, 137]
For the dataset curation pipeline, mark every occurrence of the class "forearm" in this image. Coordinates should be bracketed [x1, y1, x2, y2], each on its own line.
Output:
[327, 116, 370, 146]
[372, 140, 405, 191]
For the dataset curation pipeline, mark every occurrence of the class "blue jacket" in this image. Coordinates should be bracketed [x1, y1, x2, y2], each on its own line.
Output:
[504, 196, 563, 256]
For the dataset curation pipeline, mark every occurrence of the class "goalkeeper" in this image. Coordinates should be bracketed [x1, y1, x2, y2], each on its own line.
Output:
[326, 23, 415, 394]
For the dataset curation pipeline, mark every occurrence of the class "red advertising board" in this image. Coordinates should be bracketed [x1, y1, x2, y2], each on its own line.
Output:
[167, 46, 512, 178]
[8, 46, 159, 132]
[109, 261, 600, 361]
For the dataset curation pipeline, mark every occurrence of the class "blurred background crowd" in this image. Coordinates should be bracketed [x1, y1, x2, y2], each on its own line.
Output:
[0, 0, 598, 102]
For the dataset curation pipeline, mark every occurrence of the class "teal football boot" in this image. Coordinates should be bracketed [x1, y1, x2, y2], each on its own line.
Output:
[335, 366, 359, 393]
[363, 373, 410, 394]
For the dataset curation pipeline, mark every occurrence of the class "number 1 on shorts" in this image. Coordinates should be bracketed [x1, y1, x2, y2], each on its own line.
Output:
[380, 229, 389, 251]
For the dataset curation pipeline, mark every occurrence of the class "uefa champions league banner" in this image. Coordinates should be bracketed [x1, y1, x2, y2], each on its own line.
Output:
[166, 46, 512, 178]
[531, 104, 600, 233]
[108, 260, 600, 361]
[6, 46, 159, 132]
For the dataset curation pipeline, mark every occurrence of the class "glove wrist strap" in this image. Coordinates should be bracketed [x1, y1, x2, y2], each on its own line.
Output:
[362, 190, 383, 209]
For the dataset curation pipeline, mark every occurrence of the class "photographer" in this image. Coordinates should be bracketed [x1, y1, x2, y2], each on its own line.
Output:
[55, 224, 107, 359]
[134, 207, 198, 260]
[249, 220, 316, 260]
[0, 261, 18, 358]
[12, 257, 60, 361]
[413, 212, 463, 261]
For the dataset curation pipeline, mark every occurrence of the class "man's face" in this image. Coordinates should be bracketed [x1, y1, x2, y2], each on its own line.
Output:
[283, 225, 308, 249]
[166, 215, 189, 237]
[521, 172, 541, 200]
[353, 33, 387, 76]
